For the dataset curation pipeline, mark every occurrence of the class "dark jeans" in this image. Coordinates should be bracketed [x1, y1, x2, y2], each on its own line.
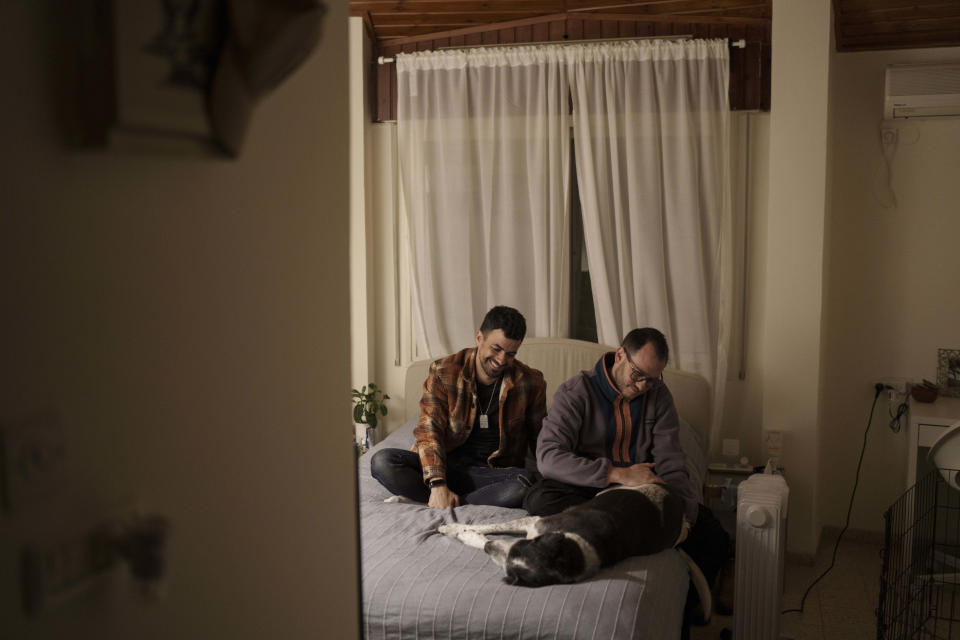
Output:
[523, 478, 732, 614]
[370, 448, 533, 508]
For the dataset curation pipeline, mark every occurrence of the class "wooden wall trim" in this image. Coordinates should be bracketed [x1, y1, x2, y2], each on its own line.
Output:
[371, 16, 771, 120]
[379, 10, 768, 49]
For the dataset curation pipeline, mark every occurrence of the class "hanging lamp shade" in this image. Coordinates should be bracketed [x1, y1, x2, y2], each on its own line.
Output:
[927, 421, 960, 491]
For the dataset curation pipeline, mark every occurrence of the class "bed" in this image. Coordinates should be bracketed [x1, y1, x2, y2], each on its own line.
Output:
[357, 337, 711, 639]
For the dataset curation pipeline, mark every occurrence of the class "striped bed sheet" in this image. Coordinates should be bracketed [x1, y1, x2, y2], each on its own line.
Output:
[357, 425, 689, 640]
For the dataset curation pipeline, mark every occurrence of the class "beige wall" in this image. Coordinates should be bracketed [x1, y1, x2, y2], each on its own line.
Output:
[350, 17, 374, 393]
[1, 4, 358, 639]
[760, 0, 833, 557]
[368, 121, 417, 432]
[349, 19, 415, 437]
[819, 45, 960, 532]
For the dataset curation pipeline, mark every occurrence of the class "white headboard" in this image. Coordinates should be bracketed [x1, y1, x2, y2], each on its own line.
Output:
[402, 337, 711, 444]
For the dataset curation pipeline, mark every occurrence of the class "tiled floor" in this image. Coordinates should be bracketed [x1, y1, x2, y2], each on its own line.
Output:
[691, 534, 883, 639]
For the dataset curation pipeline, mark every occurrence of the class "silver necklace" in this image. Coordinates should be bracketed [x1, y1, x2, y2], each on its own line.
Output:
[478, 376, 501, 429]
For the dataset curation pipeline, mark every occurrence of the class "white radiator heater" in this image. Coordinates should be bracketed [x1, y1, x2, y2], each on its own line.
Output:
[733, 473, 790, 640]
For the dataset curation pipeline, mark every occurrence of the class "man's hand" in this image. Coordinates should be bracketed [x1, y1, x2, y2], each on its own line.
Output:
[428, 484, 460, 509]
[607, 462, 663, 487]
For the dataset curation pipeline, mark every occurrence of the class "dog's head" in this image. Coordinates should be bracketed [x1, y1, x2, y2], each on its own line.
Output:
[485, 533, 586, 587]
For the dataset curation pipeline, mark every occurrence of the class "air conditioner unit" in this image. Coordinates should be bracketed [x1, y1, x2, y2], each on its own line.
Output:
[884, 62, 960, 119]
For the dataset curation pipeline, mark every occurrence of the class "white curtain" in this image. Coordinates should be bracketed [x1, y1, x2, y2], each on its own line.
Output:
[567, 39, 732, 453]
[396, 47, 570, 358]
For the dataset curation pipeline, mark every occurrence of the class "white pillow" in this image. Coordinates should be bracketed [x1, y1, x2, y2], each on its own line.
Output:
[677, 417, 706, 504]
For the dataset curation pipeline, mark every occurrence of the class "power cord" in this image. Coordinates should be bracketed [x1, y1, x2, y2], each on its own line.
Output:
[781, 383, 884, 615]
[888, 397, 908, 433]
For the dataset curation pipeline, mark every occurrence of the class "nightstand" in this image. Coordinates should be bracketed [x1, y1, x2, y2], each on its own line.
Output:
[705, 462, 756, 539]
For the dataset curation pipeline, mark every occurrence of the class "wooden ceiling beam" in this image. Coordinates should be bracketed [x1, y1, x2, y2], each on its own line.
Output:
[567, 0, 765, 14]
[373, 11, 768, 33]
[835, 0, 954, 13]
[352, 0, 564, 12]
[372, 13, 554, 26]
[376, 13, 567, 44]
[837, 28, 960, 49]
[837, 3, 960, 25]
[374, 11, 768, 47]
[565, 0, 759, 10]
[840, 16, 960, 37]
[571, 11, 768, 24]
[576, 6, 770, 18]
[361, 10, 377, 40]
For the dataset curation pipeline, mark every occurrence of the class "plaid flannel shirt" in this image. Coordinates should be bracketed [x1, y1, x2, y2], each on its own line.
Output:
[414, 347, 547, 484]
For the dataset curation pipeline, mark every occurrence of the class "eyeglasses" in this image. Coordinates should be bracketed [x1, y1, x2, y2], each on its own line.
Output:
[624, 354, 663, 387]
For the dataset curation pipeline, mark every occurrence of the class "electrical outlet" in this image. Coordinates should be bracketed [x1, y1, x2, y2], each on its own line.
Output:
[876, 377, 909, 393]
[1, 411, 66, 513]
[876, 378, 910, 406]
[764, 430, 783, 466]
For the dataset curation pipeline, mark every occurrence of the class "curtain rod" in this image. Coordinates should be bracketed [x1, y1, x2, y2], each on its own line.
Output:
[377, 36, 745, 64]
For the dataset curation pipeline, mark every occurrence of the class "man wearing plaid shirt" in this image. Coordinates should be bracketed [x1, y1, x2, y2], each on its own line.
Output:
[371, 306, 547, 508]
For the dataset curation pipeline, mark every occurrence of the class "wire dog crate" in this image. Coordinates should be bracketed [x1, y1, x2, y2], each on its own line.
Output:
[878, 469, 960, 639]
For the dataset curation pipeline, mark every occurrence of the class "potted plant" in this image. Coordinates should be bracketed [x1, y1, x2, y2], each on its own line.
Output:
[352, 383, 390, 454]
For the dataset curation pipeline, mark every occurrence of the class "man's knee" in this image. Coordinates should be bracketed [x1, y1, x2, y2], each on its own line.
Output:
[523, 478, 588, 516]
[523, 483, 547, 516]
[370, 448, 408, 483]
[369, 448, 388, 480]
[522, 482, 551, 515]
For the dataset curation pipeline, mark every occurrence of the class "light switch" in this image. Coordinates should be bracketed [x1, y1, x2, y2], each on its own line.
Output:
[765, 430, 783, 457]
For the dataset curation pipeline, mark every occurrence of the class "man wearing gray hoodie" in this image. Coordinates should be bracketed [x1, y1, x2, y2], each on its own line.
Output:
[524, 327, 730, 623]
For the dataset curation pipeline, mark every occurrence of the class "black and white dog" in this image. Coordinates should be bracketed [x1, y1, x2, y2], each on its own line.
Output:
[438, 484, 711, 616]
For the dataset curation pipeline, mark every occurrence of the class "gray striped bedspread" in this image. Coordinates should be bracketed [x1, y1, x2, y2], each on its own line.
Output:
[357, 424, 689, 640]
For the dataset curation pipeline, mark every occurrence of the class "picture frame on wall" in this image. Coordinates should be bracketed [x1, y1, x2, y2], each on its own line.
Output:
[64, 0, 226, 154]
[109, 0, 226, 153]
[66, 0, 327, 156]
[938, 348, 960, 397]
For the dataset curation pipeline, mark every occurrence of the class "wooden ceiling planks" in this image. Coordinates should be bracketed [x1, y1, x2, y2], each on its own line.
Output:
[354, 0, 960, 52]
[353, 0, 960, 120]
[353, 1, 773, 120]
[351, 0, 960, 119]
[834, 0, 960, 51]
[355, 0, 770, 46]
